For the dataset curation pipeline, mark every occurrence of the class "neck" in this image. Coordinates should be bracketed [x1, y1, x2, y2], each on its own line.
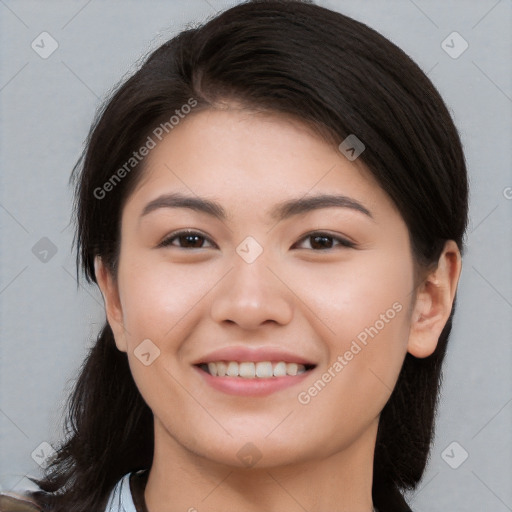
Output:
[144, 418, 378, 512]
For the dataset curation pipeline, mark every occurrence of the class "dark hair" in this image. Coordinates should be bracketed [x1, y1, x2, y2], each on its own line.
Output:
[28, 1, 468, 510]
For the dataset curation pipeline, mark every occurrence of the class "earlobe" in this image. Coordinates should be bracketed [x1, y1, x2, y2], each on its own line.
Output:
[407, 240, 462, 358]
[94, 256, 128, 353]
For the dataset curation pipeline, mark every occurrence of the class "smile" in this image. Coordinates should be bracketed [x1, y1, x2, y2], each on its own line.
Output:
[193, 346, 317, 396]
[198, 361, 316, 379]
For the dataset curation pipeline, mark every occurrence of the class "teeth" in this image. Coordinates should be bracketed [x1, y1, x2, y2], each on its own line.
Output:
[287, 363, 298, 376]
[256, 362, 273, 378]
[273, 361, 287, 377]
[216, 361, 227, 376]
[239, 362, 255, 378]
[207, 362, 217, 376]
[227, 361, 239, 377]
[202, 361, 308, 378]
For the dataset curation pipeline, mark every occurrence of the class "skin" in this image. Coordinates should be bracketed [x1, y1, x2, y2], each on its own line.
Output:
[95, 107, 462, 512]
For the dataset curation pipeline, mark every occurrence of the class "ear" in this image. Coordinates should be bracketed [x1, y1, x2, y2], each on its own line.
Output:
[94, 256, 128, 353]
[407, 240, 462, 358]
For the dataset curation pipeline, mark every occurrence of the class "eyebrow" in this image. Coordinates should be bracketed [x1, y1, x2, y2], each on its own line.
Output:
[139, 192, 373, 222]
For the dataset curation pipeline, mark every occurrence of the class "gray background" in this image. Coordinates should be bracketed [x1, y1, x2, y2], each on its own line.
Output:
[1, 0, 511, 510]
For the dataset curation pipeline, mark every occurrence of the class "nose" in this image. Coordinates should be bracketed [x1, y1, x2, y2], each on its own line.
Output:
[209, 249, 294, 330]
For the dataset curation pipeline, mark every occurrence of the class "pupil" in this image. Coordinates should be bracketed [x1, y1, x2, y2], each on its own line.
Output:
[311, 235, 332, 249]
[182, 235, 202, 247]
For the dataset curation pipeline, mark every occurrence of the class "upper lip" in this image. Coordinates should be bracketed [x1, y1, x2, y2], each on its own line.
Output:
[193, 346, 317, 366]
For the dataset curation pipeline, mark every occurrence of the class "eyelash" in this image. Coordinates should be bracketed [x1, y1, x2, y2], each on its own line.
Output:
[158, 230, 356, 251]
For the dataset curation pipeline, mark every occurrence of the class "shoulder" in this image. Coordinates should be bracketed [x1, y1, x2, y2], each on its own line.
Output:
[104, 471, 139, 512]
[0, 474, 44, 512]
[104, 469, 149, 512]
[0, 492, 42, 512]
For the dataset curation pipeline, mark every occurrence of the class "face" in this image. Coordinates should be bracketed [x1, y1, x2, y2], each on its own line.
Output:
[98, 107, 422, 469]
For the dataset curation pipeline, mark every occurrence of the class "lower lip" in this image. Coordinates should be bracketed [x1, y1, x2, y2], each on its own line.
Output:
[194, 366, 312, 397]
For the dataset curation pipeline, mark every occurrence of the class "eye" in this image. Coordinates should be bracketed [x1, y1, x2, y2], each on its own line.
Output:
[158, 230, 355, 251]
[158, 230, 216, 249]
[292, 231, 356, 251]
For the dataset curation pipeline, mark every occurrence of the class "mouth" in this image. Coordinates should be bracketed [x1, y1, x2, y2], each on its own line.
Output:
[192, 347, 318, 396]
[196, 361, 317, 379]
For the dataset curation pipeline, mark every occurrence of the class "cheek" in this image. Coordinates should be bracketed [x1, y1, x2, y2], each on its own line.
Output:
[293, 249, 414, 415]
[117, 260, 194, 416]
[118, 257, 207, 341]
[294, 249, 414, 345]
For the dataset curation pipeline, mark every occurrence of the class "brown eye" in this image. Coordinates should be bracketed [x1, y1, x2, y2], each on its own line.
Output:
[159, 230, 215, 249]
[293, 232, 356, 251]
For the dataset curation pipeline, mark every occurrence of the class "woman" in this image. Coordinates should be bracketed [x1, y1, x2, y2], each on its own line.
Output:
[0, 0, 468, 511]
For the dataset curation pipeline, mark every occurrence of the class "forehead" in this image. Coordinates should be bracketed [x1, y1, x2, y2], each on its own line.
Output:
[123, 107, 395, 221]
